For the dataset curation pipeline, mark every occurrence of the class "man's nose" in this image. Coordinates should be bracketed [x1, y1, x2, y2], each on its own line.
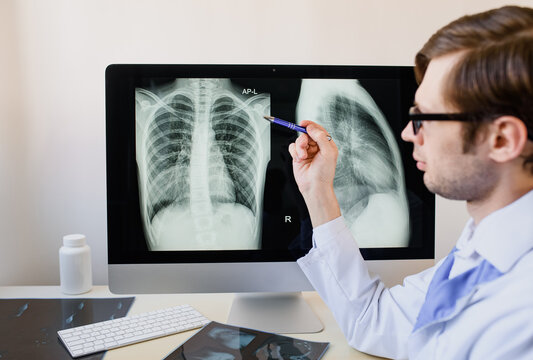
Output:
[401, 121, 422, 145]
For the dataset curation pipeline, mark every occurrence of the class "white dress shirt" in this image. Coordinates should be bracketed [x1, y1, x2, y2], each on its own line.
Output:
[297, 190, 533, 359]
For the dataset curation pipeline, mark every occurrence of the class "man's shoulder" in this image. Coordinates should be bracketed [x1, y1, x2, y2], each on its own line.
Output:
[453, 252, 533, 338]
[507, 248, 533, 280]
[480, 249, 533, 305]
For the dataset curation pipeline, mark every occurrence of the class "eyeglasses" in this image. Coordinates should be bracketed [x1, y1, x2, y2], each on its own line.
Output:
[408, 106, 475, 135]
[408, 106, 533, 141]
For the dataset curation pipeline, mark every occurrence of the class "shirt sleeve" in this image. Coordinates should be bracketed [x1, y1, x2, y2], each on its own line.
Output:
[297, 216, 437, 359]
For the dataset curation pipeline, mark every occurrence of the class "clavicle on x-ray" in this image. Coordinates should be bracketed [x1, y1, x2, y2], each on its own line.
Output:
[135, 79, 270, 250]
[296, 79, 410, 247]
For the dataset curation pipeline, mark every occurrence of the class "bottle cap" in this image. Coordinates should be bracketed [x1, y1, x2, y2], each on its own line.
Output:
[63, 234, 86, 247]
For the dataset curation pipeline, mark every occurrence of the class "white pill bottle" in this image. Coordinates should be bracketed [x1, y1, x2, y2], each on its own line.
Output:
[59, 234, 92, 294]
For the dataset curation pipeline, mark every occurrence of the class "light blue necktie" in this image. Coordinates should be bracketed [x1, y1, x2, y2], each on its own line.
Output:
[413, 247, 503, 332]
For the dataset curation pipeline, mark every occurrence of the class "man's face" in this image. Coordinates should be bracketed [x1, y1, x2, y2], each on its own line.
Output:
[401, 52, 497, 201]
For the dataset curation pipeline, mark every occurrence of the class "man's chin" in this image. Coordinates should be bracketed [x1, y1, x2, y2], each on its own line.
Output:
[423, 176, 443, 198]
[424, 180, 469, 201]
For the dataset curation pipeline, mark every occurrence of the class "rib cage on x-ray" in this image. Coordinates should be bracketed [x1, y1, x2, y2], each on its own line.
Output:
[135, 79, 270, 250]
[297, 79, 409, 247]
[210, 96, 260, 215]
[145, 93, 194, 222]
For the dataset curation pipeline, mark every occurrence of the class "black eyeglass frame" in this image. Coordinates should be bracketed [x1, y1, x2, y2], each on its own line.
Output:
[408, 106, 474, 135]
[408, 106, 533, 141]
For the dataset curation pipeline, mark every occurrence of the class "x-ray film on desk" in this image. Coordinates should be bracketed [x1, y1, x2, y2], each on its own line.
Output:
[106, 65, 435, 263]
[163, 321, 329, 360]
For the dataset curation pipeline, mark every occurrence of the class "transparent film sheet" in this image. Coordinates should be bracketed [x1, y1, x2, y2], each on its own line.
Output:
[163, 321, 329, 360]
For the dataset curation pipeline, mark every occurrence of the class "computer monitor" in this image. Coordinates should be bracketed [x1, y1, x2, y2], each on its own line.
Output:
[106, 64, 434, 333]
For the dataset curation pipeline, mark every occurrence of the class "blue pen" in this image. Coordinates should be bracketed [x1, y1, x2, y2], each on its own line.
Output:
[263, 116, 332, 141]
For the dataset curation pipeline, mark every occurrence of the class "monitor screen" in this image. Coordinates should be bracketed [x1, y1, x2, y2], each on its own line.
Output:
[106, 64, 433, 267]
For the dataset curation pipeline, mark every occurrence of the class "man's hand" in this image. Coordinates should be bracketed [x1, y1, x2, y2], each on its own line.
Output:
[288, 120, 341, 227]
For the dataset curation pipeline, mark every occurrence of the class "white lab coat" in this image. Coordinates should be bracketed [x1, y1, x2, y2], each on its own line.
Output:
[297, 190, 533, 359]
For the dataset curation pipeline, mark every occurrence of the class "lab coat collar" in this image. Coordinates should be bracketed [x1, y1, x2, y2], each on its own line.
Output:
[468, 190, 533, 273]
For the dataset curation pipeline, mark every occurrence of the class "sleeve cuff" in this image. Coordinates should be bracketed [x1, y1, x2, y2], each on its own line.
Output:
[312, 215, 349, 248]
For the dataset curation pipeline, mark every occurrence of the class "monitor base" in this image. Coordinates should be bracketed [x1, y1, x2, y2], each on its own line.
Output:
[227, 292, 323, 334]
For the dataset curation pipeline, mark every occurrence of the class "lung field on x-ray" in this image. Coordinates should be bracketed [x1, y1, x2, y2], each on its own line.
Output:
[297, 79, 409, 247]
[135, 79, 270, 251]
[145, 94, 194, 222]
[329, 95, 399, 211]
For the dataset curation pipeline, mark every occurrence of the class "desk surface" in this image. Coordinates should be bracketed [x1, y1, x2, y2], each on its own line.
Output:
[0, 286, 384, 360]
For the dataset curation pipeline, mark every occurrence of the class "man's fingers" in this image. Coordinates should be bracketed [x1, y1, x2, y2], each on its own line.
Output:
[289, 120, 334, 161]
[294, 132, 310, 160]
[304, 122, 334, 152]
[288, 142, 298, 160]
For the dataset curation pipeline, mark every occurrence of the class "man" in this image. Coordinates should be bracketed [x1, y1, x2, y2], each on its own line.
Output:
[288, 6, 533, 359]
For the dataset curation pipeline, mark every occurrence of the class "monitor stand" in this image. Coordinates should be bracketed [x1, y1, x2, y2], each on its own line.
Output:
[227, 292, 323, 334]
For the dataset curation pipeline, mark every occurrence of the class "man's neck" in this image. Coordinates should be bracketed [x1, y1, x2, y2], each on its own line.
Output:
[467, 180, 533, 225]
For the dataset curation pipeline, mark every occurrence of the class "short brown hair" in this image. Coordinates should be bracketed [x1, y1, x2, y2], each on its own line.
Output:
[415, 6, 533, 171]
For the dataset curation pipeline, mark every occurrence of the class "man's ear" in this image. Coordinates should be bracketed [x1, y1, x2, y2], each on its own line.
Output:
[487, 116, 528, 163]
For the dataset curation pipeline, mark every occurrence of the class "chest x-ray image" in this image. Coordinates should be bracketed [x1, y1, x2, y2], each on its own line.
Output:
[296, 79, 409, 247]
[207, 326, 255, 350]
[135, 78, 270, 250]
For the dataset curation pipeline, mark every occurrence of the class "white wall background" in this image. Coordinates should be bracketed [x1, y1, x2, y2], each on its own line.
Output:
[1, 0, 530, 286]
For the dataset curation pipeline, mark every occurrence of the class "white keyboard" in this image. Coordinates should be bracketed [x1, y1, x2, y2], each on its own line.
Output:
[57, 304, 210, 358]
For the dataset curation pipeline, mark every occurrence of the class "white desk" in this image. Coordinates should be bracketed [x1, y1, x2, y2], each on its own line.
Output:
[0, 286, 384, 359]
